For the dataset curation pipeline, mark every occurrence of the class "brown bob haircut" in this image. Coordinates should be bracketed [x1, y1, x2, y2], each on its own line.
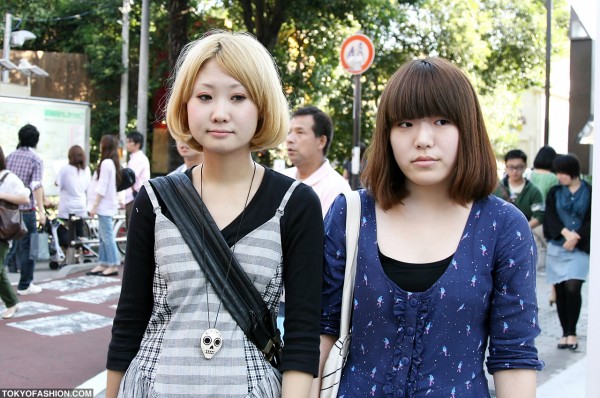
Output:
[166, 30, 290, 152]
[362, 57, 497, 210]
[68, 145, 87, 170]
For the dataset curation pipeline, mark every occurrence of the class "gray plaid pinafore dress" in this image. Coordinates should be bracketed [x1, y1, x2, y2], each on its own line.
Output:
[118, 180, 300, 397]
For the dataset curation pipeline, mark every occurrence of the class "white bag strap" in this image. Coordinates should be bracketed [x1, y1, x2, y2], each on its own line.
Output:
[338, 190, 361, 337]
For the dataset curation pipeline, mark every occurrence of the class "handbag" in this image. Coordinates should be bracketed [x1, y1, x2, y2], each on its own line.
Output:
[150, 174, 283, 368]
[0, 172, 28, 241]
[30, 228, 50, 261]
[117, 167, 136, 192]
[320, 190, 361, 397]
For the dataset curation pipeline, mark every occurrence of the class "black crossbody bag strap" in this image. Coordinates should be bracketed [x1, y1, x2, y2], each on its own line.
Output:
[150, 174, 282, 368]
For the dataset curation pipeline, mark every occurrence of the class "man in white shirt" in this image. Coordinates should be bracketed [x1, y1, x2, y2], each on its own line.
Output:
[169, 140, 203, 175]
[282, 106, 349, 217]
[124, 131, 150, 227]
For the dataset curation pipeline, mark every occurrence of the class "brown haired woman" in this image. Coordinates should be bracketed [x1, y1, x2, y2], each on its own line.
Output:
[55, 145, 91, 246]
[0, 145, 30, 318]
[316, 58, 543, 397]
[86, 135, 122, 277]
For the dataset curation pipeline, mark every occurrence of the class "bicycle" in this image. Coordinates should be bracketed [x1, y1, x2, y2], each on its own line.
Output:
[49, 213, 127, 269]
[80, 214, 127, 255]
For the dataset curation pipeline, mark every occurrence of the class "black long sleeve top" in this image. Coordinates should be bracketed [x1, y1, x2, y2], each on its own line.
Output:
[107, 167, 324, 376]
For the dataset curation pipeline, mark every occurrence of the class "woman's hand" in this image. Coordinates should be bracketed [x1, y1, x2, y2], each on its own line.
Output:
[309, 334, 337, 398]
[561, 228, 580, 251]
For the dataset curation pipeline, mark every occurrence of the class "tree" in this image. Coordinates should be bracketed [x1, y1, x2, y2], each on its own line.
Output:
[215, 0, 569, 164]
[2, 0, 125, 165]
[2, 0, 569, 168]
[166, 0, 191, 171]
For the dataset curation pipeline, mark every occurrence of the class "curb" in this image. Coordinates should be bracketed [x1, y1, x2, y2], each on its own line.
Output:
[56, 262, 100, 278]
[536, 356, 586, 397]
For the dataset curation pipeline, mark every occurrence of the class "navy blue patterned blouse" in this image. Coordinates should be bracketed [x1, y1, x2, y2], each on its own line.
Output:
[321, 191, 543, 398]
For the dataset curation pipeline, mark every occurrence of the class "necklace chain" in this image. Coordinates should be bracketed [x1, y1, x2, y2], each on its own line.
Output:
[201, 162, 257, 328]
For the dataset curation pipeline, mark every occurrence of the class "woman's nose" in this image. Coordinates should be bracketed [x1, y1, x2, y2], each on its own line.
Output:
[211, 99, 230, 123]
[415, 123, 433, 148]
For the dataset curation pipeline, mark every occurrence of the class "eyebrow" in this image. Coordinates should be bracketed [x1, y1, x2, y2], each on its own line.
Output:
[195, 83, 245, 90]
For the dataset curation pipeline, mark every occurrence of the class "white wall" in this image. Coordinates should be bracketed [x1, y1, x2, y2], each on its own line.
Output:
[584, 0, 599, 395]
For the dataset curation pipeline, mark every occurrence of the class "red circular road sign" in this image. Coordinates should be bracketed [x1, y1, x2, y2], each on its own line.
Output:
[340, 33, 375, 75]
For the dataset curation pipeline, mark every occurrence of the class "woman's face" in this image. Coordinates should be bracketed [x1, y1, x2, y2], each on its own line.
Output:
[556, 172, 575, 186]
[186, 59, 259, 156]
[390, 116, 460, 189]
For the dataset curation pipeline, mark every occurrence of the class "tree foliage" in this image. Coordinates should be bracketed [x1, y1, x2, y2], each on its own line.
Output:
[1, 0, 570, 167]
[211, 0, 569, 163]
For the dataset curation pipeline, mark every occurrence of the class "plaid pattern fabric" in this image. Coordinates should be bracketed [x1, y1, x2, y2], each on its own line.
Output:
[6, 147, 43, 210]
[120, 181, 298, 397]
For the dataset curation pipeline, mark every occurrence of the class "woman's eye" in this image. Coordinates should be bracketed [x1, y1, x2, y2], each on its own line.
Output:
[435, 119, 452, 126]
[197, 94, 211, 101]
[397, 122, 412, 128]
[231, 95, 246, 102]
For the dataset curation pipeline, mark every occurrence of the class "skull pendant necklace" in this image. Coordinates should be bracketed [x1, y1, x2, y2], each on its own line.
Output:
[201, 328, 223, 359]
[199, 162, 257, 360]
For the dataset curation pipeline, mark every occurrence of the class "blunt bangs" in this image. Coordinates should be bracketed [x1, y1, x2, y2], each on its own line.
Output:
[382, 59, 475, 133]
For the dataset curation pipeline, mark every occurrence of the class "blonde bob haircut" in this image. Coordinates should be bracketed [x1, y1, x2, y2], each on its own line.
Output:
[166, 30, 290, 152]
[362, 57, 498, 210]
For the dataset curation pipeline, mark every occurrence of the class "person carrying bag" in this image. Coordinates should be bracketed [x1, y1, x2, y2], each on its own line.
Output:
[0, 145, 32, 318]
[0, 171, 28, 241]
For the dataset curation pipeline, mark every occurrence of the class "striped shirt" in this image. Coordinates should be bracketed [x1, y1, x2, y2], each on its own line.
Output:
[6, 147, 43, 210]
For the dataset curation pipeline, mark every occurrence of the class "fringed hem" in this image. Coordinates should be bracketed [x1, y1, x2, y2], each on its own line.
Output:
[246, 367, 282, 398]
[118, 359, 155, 398]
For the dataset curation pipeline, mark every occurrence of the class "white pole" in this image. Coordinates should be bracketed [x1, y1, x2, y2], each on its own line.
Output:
[119, 0, 130, 147]
[2, 13, 12, 83]
[585, 3, 599, 397]
[136, 0, 150, 152]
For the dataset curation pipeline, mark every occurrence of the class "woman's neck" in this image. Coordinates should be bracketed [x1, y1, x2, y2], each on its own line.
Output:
[402, 182, 458, 210]
[568, 178, 582, 193]
[195, 152, 256, 185]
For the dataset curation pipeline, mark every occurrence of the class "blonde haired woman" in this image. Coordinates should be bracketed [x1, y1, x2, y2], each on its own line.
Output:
[107, 31, 323, 398]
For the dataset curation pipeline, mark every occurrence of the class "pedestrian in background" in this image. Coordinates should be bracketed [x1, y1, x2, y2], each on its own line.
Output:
[168, 139, 203, 174]
[316, 58, 542, 397]
[544, 154, 591, 351]
[529, 145, 558, 304]
[106, 31, 323, 398]
[123, 131, 150, 228]
[0, 145, 30, 318]
[6, 124, 46, 295]
[55, 145, 91, 246]
[282, 106, 349, 216]
[495, 149, 545, 230]
[529, 146, 559, 201]
[86, 135, 121, 277]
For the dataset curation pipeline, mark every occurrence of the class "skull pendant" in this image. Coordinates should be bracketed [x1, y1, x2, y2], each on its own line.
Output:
[201, 328, 223, 359]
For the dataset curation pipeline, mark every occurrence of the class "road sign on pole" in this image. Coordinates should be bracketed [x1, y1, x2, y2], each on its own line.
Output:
[340, 33, 374, 189]
[340, 33, 374, 75]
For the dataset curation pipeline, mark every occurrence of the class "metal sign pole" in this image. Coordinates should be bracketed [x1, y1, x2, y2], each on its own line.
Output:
[351, 74, 362, 190]
[340, 33, 374, 190]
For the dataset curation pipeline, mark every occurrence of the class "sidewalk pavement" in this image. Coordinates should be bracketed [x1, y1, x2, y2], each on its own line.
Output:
[7, 260, 588, 397]
[530, 266, 588, 398]
[536, 357, 586, 397]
